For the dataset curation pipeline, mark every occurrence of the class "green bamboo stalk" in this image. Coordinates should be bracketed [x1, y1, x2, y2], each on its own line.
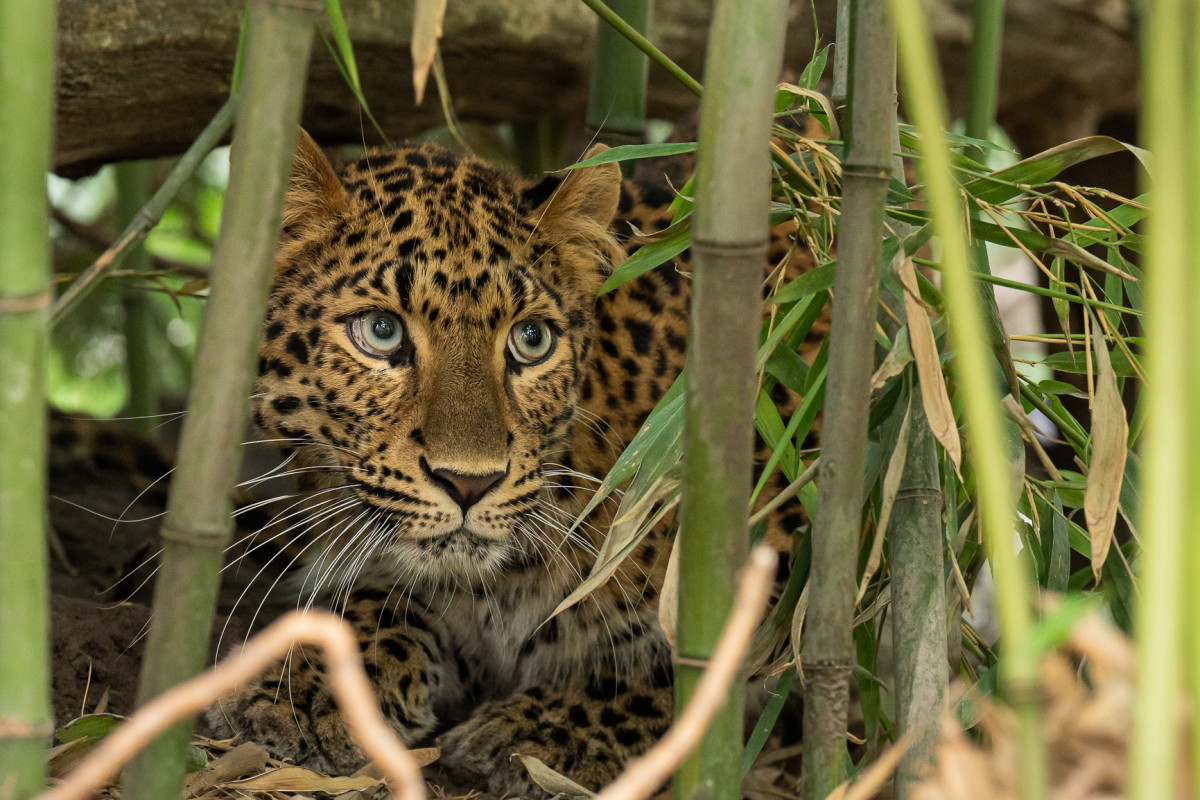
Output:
[1129, 0, 1187, 796]
[120, 4, 319, 800]
[886, 2, 1045, 800]
[675, 2, 786, 800]
[116, 162, 159, 434]
[579, 0, 702, 97]
[831, 1, 851, 114]
[874, 18, 948, 799]
[586, 0, 652, 148]
[887, 397, 946, 798]
[1185, 7, 1200, 793]
[52, 96, 237, 325]
[800, 2, 889, 797]
[0, 0, 55, 796]
[964, 0, 1004, 151]
[959, 0, 1020, 400]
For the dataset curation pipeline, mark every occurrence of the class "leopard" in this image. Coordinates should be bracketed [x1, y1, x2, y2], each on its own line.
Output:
[207, 130, 817, 797]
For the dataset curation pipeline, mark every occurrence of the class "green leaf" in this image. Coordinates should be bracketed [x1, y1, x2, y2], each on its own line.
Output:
[769, 261, 836, 305]
[599, 224, 691, 295]
[1044, 348, 1141, 378]
[569, 142, 697, 168]
[797, 43, 832, 91]
[963, 136, 1151, 206]
[1041, 490, 1070, 592]
[741, 666, 796, 777]
[56, 714, 121, 744]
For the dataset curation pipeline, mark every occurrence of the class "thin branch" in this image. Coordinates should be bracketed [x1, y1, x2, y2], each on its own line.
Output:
[36, 612, 427, 800]
[51, 206, 210, 280]
[51, 93, 236, 325]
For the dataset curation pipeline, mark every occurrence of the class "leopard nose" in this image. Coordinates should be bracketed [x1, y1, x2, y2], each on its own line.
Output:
[421, 458, 507, 512]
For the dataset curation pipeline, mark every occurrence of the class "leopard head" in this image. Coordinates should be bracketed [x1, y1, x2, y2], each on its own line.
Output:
[253, 131, 621, 586]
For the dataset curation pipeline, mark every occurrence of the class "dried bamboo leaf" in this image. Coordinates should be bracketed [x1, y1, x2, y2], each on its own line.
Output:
[224, 766, 382, 793]
[896, 257, 962, 470]
[1083, 312, 1128, 581]
[184, 742, 270, 797]
[657, 534, 681, 648]
[870, 326, 913, 394]
[514, 754, 595, 798]
[411, 0, 447, 105]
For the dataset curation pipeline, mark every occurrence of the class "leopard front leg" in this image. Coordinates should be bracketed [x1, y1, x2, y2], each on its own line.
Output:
[436, 675, 674, 796]
[208, 591, 453, 773]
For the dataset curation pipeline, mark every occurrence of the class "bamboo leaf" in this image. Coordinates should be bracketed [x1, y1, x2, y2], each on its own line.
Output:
[1042, 490, 1070, 593]
[869, 326, 913, 394]
[895, 257, 961, 470]
[741, 665, 797, 777]
[569, 380, 684, 531]
[598, 224, 691, 295]
[857, 390, 913, 604]
[514, 755, 595, 799]
[1044, 347, 1141, 378]
[1083, 310, 1128, 582]
[226, 766, 382, 792]
[657, 534, 681, 648]
[769, 260, 836, 305]
[568, 142, 697, 168]
[963, 136, 1151, 206]
[411, 0, 447, 105]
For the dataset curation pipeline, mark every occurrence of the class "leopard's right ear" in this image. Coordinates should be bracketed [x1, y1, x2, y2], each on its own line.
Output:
[283, 129, 347, 231]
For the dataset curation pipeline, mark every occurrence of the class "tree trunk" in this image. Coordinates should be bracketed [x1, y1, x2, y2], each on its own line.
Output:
[55, 0, 1135, 176]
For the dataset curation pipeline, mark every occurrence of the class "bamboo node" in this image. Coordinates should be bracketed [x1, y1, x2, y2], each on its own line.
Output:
[0, 289, 53, 313]
[262, 0, 323, 10]
[671, 654, 713, 669]
[159, 523, 232, 547]
[0, 718, 54, 738]
[840, 164, 892, 181]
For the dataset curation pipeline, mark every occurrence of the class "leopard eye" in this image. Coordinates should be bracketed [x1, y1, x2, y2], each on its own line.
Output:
[349, 311, 406, 358]
[507, 319, 555, 365]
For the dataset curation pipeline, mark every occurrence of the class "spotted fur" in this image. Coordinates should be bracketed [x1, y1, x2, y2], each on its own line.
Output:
[208, 131, 816, 795]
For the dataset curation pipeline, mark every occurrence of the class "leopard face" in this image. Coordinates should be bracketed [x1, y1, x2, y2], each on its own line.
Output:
[254, 133, 622, 586]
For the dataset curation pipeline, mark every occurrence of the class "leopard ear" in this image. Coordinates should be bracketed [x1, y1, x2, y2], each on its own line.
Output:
[283, 129, 347, 232]
[524, 144, 622, 236]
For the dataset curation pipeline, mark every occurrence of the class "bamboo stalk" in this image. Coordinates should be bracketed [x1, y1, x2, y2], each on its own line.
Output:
[800, 2, 890, 798]
[0, 0, 55, 796]
[115, 162, 159, 434]
[675, 2, 787, 799]
[51, 96, 237, 325]
[964, 0, 1004, 152]
[887, 397, 946, 798]
[959, 0, 1020, 400]
[872, 15, 949, 798]
[1129, 0, 1187, 797]
[1189, 4, 1200, 782]
[120, 4, 319, 800]
[886, 2, 1045, 800]
[586, 0, 652, 149]
[579, 0, 701, 97]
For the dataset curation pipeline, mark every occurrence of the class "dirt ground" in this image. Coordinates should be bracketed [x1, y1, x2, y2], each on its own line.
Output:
[46, 417, 288, 728]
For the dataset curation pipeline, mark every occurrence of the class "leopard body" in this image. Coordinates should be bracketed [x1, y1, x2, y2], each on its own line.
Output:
[208, 132, 813, 795]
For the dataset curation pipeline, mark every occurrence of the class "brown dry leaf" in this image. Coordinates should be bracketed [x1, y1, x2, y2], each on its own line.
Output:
[513, 754, 594, 799]
[657, 534, 681, 648]
[411, 0, 448, 105]
[895, 257, 962, 472]
[185, 742, 270, 798]
[1083, 315, 1127, 581]
[223, 766, 382, 793]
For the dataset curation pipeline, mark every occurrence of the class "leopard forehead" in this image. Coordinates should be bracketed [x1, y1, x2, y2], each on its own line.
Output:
[253, 140, 615, 582]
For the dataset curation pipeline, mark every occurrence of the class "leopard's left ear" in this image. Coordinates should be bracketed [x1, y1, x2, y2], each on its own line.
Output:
[522, 144, 622, 235]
